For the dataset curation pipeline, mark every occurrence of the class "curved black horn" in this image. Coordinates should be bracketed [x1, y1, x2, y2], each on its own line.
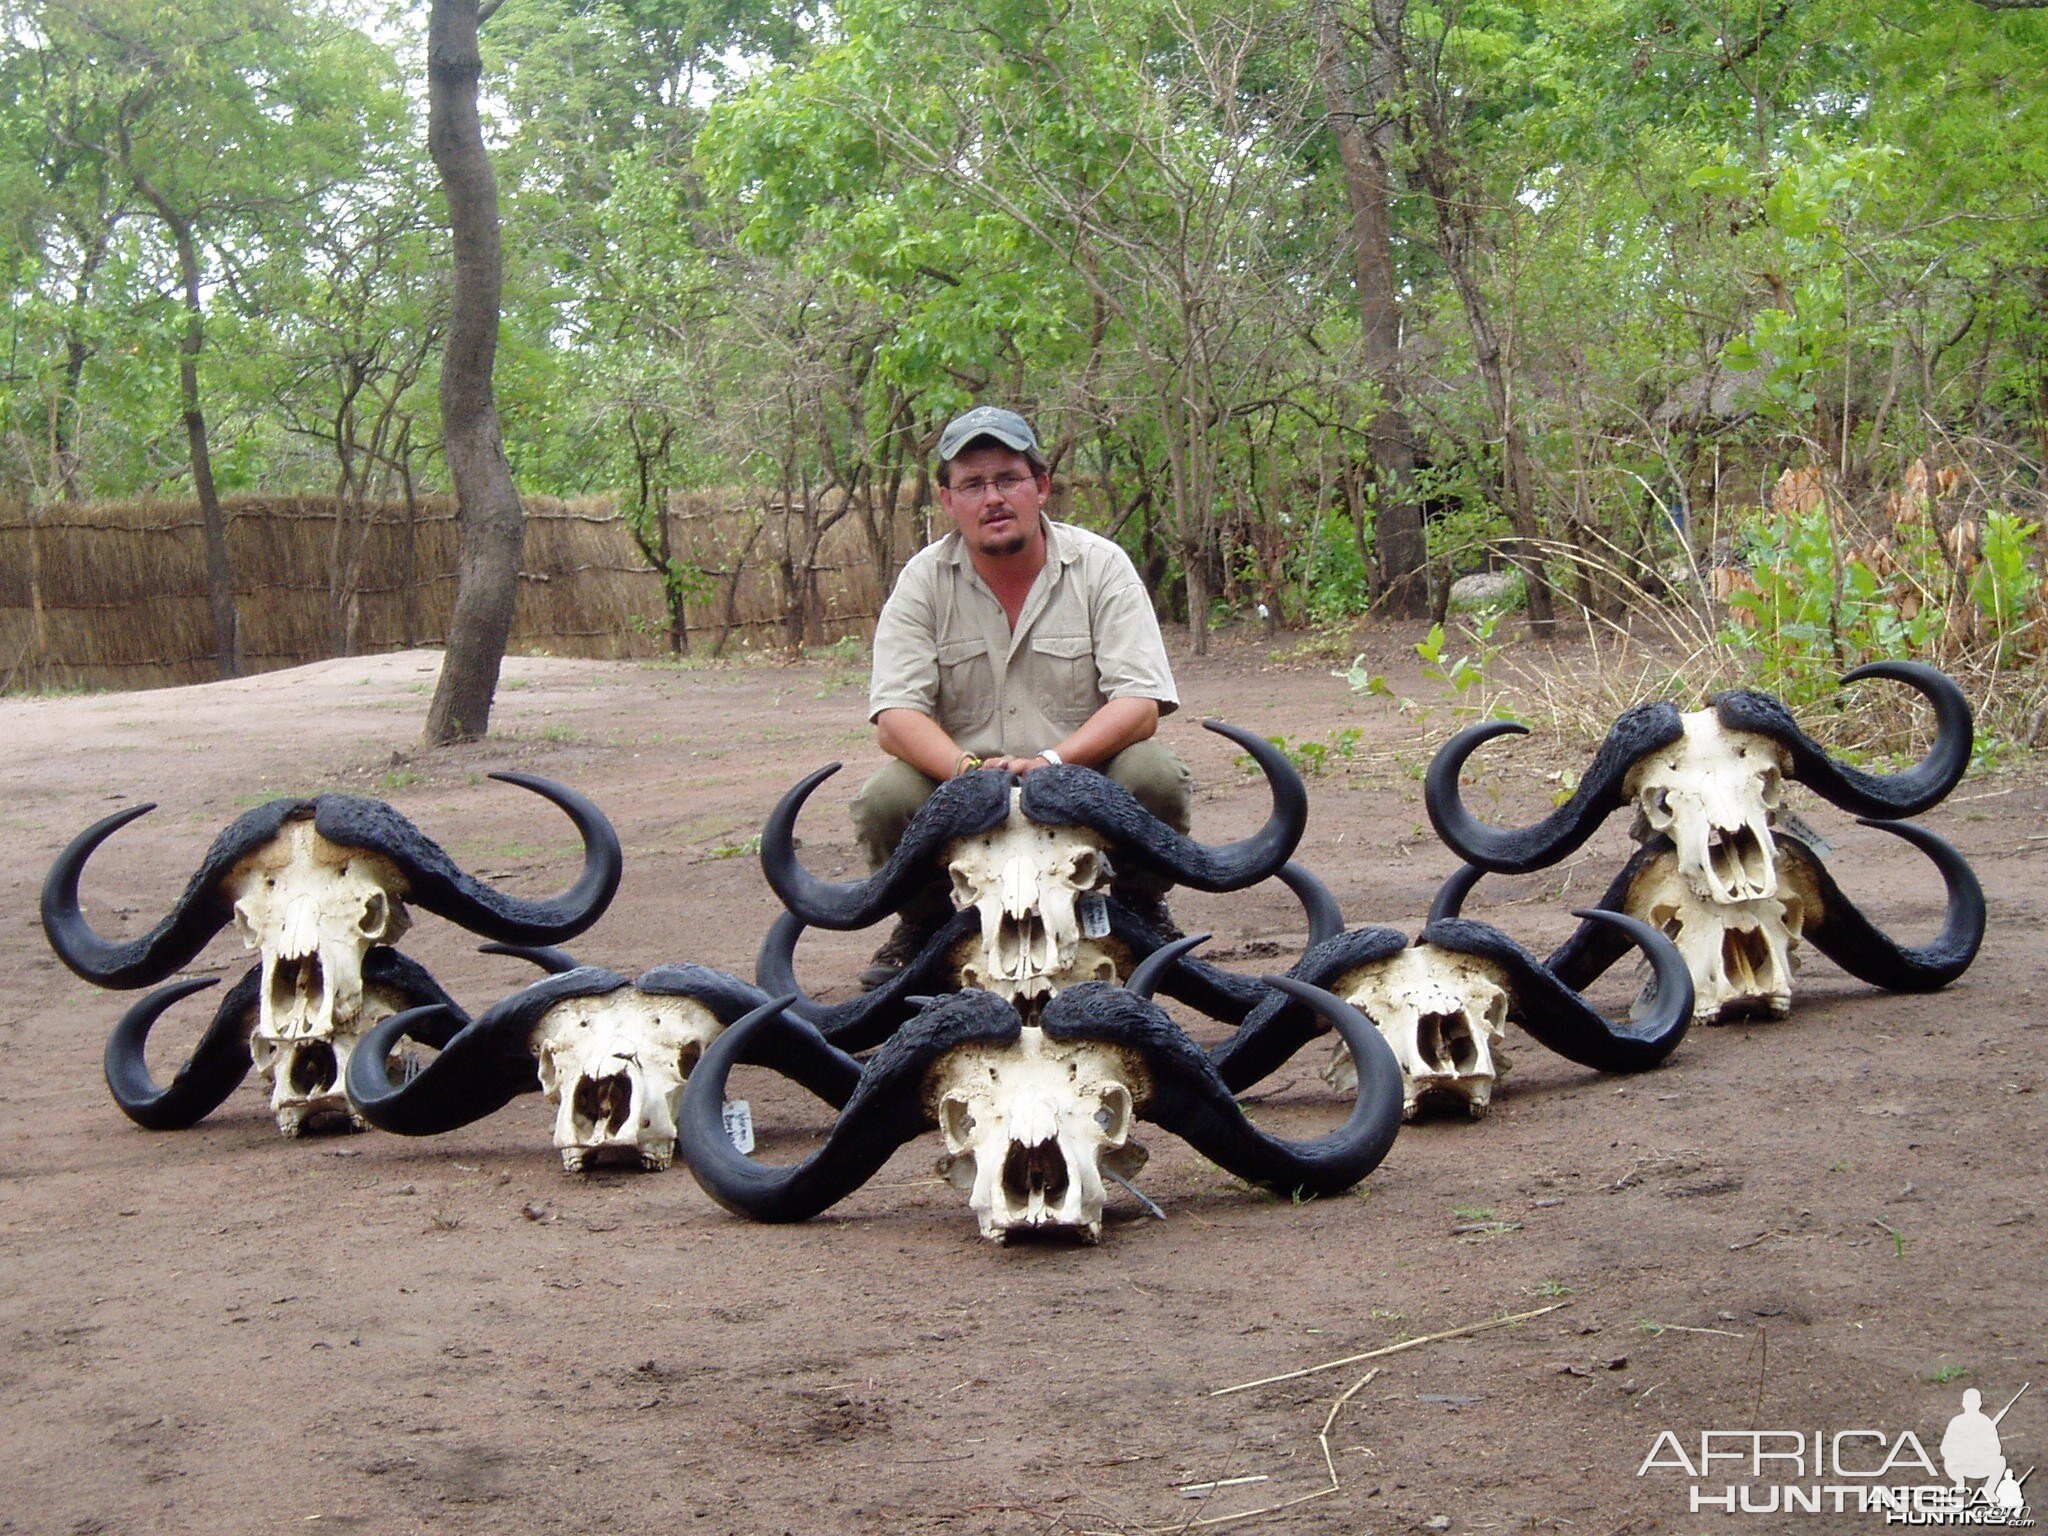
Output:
[756, 907, 982, 1051]
[45, 804, 239, 988]
[1715, 662, 1972, 818]
[1279, 860, 1346, 946]
[759, 764, 1011, 930]
[636, 963, 863, 1108]
[1018, 720, 1306, 892]
[318, 773, 622, 943]
[103, 968, 260, 1130]
[346, 968, 624, 1135]
[1783, 819, 1983, 991]
[679, 991, 1016, 1223]
[1051, 978, 1402, 1197]
[1207, 926, 1412, 1094]
[1425, 704, 1684, 873]
[480, 941, 583, 974]
[1539, 841, 1672, 993]
[1424, 911, 1693, 1072]
[1127, 933, 1211, 1000]
[1426, 863, 1486, 926]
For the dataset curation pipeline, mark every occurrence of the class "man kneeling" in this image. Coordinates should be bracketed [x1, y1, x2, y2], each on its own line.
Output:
[853, 405, 1191, 987]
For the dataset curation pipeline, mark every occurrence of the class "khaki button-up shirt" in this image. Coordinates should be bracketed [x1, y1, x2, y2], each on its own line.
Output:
[868, 517, 1179, 759]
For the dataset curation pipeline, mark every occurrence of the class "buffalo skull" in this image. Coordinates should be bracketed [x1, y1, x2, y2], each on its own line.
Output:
[676, 967, 1405, 1242]
[1424, 664, 1982, 1024]
[1203, 894, 1694, 1119]
[750, 720, 1315, 1045]
[42, 774, 623, 1133]
[348, 963, 856, 1171]
[1534, 821, 1983, 1025]
[943, 797, 1119, 1001]
[1320, 943, 1513, 1118]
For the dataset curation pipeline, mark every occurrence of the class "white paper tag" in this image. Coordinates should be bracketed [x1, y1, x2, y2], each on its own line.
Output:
[1079, 891, 1111, 939]
[721, 1099, 755, 1154]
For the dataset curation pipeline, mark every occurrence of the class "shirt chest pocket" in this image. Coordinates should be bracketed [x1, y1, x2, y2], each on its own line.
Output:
[936, 637, 996, 734]
[1030, 632, 1100, 728]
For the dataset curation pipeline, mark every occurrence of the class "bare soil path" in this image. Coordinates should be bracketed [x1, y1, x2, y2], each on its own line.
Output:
[2, 632, 2041, 1535]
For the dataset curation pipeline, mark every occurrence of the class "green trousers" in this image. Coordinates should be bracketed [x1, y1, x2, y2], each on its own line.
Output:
[848, 742, 1195, 923]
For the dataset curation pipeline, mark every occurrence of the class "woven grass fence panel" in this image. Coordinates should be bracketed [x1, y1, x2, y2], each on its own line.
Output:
[1, 490, 925, 693]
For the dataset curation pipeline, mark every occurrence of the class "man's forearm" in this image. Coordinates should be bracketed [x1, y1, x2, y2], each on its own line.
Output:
[877, 696, 1162, 779]
[875, 708, 975, 780]
[1040, 696, 1159, 769]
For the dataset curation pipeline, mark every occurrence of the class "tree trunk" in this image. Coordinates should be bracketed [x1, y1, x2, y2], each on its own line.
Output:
[132, 174, 240, 677]
[1315, 0, 1428, 615]
[423, 0, 523, 745]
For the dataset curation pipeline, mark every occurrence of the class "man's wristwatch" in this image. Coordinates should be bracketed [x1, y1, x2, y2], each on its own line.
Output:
[1038, 748, 1064, 766]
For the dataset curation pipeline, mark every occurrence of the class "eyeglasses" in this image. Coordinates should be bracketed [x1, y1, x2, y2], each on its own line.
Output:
[949, 471, 1036, 499]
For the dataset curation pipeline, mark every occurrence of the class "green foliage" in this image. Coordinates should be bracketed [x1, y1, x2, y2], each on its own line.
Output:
[1415, 613, 1509, 700]
[2, 0, 2045, 743]
[1236, 727, 1363, 779]
[1719, 505, 2045, 713]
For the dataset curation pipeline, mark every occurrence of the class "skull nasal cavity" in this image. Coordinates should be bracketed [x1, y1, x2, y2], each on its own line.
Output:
[272, 955, 327, 1013]
[1707, 825, 1765, 883]
[1720, 926, 1772, 989]
[288, 1041, 338, 1096]
[1002, 1139, 1070, 1202]
[998, 913, 1047, 967]
[574, 1071, 634, 1136]
[1418, 1012, 1481, 1074]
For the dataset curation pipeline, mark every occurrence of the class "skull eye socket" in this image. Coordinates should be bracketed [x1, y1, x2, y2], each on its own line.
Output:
[1757, 765, 1783, 810]
[676, 1039, 704, 1079]
[1644, 787, 1674, 827]
[359, 891, 390, 938]
[948, 861, 977, 906]
[1093, 1083, 1134, 1143]
[940, 1096, 977, 1152]
[1068, 849, 1100, 888]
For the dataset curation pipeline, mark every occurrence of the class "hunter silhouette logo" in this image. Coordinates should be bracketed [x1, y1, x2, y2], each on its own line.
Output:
[1942, 1388, 2032, 1519]
[1636, 1381, 2034, 1522]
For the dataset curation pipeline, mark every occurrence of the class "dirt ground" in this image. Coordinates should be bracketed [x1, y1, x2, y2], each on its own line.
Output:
[2, 631, 2041, 1536]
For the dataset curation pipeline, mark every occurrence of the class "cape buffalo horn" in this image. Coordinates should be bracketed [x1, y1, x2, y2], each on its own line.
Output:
[44, 804, 235, 989]
[1426, 863, 1486, 926]
[1279, 860, 1346, 947]
[1424, 911, 1693, 1073]
[1539, 842, 1669, 993]
[1715, 661, 1972, 819]
[380, 772, 623, 941]
[1787, 819, 1984, 991]
[104, 970, 258, 1130]
[1126, 933, 1212, 1001]
[680, 991, 1016, 1223]
[1205, 924, 1414, 1094]
[1131, 975, 1404, 1196]
[755, 906, 983, 1051]
[758, 764, 1011, 929]
[479, 941, 584, 974]
[345, 978, 577, 1136]
[1425, 702, 1685, 873]
[1019, 719, 1307, 891]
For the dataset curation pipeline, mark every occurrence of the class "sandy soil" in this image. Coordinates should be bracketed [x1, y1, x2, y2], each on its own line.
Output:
[2, 632, 2041, 1536]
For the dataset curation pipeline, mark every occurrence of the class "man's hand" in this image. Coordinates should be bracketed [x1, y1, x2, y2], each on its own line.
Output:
[984, 753, 1055, 775]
